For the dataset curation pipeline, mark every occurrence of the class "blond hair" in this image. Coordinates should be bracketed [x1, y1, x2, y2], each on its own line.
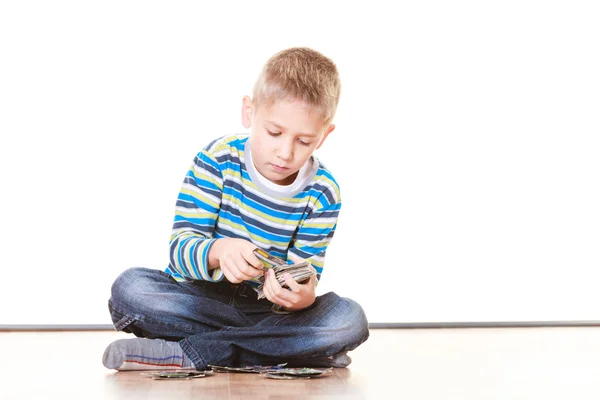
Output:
[252, 47, 341, 124]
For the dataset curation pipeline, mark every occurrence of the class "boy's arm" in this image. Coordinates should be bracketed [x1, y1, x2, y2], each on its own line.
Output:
[264, 199, 341, 311]
[168, 150, 225, 282]
[288, 198, 342, 284]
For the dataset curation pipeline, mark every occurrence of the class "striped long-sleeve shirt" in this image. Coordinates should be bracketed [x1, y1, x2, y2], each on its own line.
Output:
[164, 134, 342, 286]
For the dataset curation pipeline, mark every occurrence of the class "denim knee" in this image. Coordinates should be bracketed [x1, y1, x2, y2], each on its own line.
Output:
[339, 297, 370, 349]
[320, 293, 369, 350]
[110, 267, 166, 302]
[108, 267, 172, 318]
[108, 268, 148, 325]
[108, 267, 199, 340]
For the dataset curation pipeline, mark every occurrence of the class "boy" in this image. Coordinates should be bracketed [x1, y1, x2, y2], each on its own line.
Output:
[102, 47, 369, 371]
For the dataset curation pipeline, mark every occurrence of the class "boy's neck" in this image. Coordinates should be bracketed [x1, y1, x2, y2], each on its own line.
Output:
[244, 138, 319, 197]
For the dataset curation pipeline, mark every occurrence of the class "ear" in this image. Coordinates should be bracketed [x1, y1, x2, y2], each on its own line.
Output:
[315, 124, 335, 150]
[241, 96, 253, 129]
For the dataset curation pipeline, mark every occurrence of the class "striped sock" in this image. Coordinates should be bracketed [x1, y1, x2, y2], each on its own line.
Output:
[102, 338, 195, 371]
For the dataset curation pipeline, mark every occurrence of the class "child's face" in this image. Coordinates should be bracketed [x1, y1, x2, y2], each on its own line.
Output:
[242, 97, 335, 186]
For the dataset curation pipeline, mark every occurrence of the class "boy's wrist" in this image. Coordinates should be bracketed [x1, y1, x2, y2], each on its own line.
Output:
[207, 238, 224, 270]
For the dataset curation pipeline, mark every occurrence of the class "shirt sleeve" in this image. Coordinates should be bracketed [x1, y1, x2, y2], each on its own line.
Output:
[168, 150, 225, 282]
[287, 196, 342, 284]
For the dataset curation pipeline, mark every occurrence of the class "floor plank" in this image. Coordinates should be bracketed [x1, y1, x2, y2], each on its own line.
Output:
[3, 328, 600, 399]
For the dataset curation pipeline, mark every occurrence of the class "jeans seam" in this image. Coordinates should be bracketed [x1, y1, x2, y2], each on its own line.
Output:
[108, 301, 136, 331]
[180, 338, 207, 370]
[109, 299, 198, 334]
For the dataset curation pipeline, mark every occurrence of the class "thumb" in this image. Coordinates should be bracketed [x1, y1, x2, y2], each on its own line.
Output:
[308, 271, 318, 286]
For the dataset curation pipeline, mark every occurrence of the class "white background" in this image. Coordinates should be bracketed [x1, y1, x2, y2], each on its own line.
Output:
[1, 1, 599, 325]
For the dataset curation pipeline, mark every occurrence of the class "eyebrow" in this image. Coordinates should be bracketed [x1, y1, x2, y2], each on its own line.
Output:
[265, 120, 318, 138]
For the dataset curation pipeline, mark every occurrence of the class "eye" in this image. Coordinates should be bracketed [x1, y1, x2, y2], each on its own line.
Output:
[298, 139, 311, 147]
[267, 130, 281, 136]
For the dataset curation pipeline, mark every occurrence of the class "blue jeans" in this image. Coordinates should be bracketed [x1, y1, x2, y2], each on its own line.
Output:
[108, 267, 370, 370]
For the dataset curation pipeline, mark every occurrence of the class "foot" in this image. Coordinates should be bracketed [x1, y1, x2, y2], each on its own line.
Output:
[102, 338, 195, 371]
[325, 352, 352, 368]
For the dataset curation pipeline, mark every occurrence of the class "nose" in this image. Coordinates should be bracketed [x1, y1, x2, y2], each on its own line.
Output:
[277, 138, 293, 161]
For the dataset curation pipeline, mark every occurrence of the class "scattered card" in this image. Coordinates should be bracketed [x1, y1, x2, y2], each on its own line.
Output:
[261, 367, 333, 379]
[140, 370, 211, 380]
[208, 363, 288, 373]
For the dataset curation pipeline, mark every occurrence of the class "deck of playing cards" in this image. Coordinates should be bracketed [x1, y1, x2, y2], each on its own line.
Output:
[252, 248, 316, 300]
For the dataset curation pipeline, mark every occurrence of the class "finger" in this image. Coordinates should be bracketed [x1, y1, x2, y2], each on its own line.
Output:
[234, 265, 255, 281]
[307, 273, 317, 288]
[262, 273, 274, 302]
[221, 262, 243, 284]
[245, 251, 264, 270]
[270, 291, 293, 309]
[240, 263, 263, 279]
[265, 270, 294, 308]
[225, 263, 253, 282]
[288, 252, 305, 264]
[283, 273, 302, 293]
[263, 271, 283, 306]
[265, 268, 281, 290]
[220, 254, 248, 282]
[232, 254, 261, 280]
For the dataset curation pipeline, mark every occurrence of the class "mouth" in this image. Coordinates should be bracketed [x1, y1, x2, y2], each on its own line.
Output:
[270, 163, 289, 172]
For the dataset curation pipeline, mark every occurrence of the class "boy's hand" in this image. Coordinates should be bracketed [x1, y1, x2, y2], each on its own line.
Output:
[209, 238, 264, 283]
[262, 254, 317, 311]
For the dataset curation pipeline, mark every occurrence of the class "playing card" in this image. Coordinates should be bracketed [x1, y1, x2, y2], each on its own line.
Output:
[140, 370, 211, 380]
[209, 366, 257, 373]
[260, 367, 333, 379]
[264, 373, 311, 380]
[151, 374, 206, 380]
[254, 248, 288, 268]
[208, 363, 288, 373]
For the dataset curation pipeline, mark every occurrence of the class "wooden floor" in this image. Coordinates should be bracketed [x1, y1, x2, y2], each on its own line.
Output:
[3, 327, 600, 399]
